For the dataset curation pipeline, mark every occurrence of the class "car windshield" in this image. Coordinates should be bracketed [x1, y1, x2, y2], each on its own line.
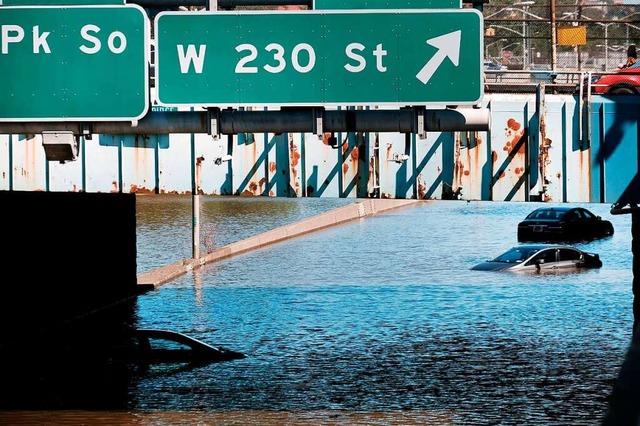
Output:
[492, 247, 540, 263]
[527, 209, 566, 220]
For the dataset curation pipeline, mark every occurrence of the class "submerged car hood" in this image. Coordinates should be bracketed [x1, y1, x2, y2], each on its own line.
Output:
[470, 261, 517, 271]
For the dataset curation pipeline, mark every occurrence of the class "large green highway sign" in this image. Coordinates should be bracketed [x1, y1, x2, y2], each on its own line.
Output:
[155, 10, 483, 107]
[0, 5, 149, 121]
[314, 0, 461, 10]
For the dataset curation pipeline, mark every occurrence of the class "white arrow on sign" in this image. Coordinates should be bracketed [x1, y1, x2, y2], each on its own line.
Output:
[415, 30, 462, 85]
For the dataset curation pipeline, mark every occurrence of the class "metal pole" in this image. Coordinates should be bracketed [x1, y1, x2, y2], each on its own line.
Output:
[605, 24, 609, 69]
[0, 108, 491, 135]
[550, 0, 557, 70]
[523, 10, 527, 68]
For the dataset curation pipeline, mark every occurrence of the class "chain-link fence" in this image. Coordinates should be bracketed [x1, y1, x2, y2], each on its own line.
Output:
[483, 1, 640, 72]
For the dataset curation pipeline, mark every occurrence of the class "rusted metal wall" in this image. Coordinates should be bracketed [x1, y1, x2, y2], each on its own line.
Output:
[0, 94, 637, 203]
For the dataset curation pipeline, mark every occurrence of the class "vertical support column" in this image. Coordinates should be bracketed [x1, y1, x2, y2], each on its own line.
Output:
[192, 155, 205, 260]
[633, 211, 640, 339]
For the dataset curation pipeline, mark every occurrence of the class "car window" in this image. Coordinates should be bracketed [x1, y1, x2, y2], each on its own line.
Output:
[540, 249, 557, 263]
[580, 209, 595, 220]
[566, 210, 579, 220]
[524, 249, 555, 266]
[559, 248, 581, 261]
[494, 247, 536, 263]
[530, 210, 548, 219]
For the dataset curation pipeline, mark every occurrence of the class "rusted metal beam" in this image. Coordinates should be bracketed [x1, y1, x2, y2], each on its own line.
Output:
[0, 108, 490, 136]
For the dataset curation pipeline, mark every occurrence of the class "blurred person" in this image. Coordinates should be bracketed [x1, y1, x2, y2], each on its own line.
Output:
[621, 45, 637, 68]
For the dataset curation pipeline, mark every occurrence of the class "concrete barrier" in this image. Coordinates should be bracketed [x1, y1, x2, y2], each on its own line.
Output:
[137, 198, 422, 289]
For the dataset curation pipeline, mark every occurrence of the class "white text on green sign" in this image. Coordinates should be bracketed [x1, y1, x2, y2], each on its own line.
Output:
[313, 0, 461, 10]
[155, 10, 483, 107]
[0, 5, 149, 121]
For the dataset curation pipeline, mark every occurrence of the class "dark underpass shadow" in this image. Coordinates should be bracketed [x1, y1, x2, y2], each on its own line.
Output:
[602, 338, 640, 425]
[602, 202, 640, 425]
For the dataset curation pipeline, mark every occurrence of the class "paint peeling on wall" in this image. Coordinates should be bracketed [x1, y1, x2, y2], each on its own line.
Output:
[0, 95, 632, 203]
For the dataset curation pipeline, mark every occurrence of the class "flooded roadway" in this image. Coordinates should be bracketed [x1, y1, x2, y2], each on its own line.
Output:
[2, 197, 637, 425]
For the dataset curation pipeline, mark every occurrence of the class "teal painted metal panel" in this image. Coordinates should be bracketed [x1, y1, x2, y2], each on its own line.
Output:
[1, 93, 639, 204]
[10, 134, 47, 191]
[414, 132, 450, 199]
[119, 134, 157, 194]
[560, 97, 591, 203]
[302, 131, 341, 198]
[452, 130, 484, 201]
[484, 96, 531, 201]
[84, 135, 122, 193]
[268, 132, 298, 197]
[233, 131, 267, 196]
[591, 97, 640, 204]
[47, 146, 83, 192]
[540, 98, 569, 203]
[199, 134, 234, 196]
[378, 132, 412, 199]
[157, 133, 192, 194]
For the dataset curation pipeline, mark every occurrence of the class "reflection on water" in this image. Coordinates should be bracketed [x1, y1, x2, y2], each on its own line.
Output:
[3, 197, 639, 425]
[134, 199, 635, 425]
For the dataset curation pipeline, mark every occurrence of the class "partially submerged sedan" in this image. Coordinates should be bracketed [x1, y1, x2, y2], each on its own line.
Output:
[517, 206, 614, 243]
[111, 329, 246, 364]
[471, 244, 603, 272]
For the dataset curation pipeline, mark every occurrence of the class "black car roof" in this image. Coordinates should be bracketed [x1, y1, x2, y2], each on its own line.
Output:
[533, 206, 573, 212]
[513, 244, 579, 250]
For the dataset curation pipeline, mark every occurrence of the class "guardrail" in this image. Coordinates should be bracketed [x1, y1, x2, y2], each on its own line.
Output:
[484, 69, 640, 96]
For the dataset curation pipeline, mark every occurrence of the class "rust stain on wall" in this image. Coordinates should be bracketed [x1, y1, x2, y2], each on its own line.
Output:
[289, 134, 301, 196]
[453, 132, 463, 194]
[417, 173, 427, 199]
[504, 119, 525, 156]
[322, 133, 332, 146]
[128, 184, 155, 194]
[539, 137, 552, 201]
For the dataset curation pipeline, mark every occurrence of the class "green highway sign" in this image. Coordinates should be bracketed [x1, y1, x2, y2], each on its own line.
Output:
[314, 0, 461, 10]
[155, 10, 483, 107]
[0, 0, 124, 5]
[0, 5, 149, 121]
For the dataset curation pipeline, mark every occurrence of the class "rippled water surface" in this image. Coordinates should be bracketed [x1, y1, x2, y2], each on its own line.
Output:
[128, 197, 636, 425]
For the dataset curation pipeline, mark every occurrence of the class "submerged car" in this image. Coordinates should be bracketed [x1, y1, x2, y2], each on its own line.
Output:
[471, 244, 603, 272]
[111, 328, 246, 364]
[517, 206, 614, 243]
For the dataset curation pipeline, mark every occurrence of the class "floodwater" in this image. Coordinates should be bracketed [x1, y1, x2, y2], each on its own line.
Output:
[2, 197, 638, 425]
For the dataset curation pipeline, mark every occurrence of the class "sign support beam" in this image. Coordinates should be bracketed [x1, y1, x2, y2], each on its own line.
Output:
[0, 108, 490, 135]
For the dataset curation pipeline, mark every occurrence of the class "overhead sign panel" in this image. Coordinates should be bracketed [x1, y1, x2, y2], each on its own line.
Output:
[155, 10, 483, 107]
[0, 5, 149, 121]
[314, 0, 461, 9]
[0, 0, 124, 5]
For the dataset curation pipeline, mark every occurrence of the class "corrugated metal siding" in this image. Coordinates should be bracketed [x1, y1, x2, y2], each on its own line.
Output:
[485, 96, 531, 201]
[591, 98, 640, 204]
[0, 94, 638, 203]
[91, 135, 124, 193]
[11, 134, 46, 192]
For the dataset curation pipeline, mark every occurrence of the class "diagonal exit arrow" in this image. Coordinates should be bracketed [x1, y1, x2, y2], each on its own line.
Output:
[415, 30, 462, 85]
